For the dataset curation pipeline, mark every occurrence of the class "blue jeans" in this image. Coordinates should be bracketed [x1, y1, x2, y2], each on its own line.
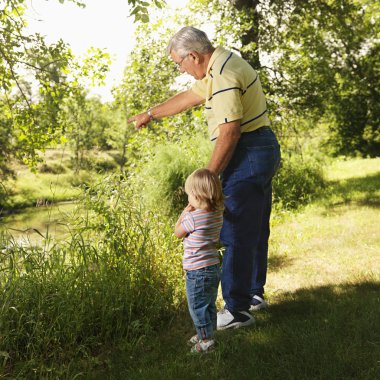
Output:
[186, 264, 220, 340]
[220, 127, 281, 311]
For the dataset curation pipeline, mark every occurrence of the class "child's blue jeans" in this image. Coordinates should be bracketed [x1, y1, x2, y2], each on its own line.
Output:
[186, 264, 220, 340]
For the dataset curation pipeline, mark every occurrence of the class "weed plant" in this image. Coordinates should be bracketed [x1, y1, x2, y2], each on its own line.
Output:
[0, 175, 185, 377]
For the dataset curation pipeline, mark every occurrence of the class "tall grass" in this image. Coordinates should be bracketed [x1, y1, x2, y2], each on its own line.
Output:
[0, 176, 184, 377]
[135, 137, 211, 216]
[137, 139, 326, 215]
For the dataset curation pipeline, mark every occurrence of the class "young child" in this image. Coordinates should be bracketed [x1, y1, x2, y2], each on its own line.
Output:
[174, 168, 224, 353]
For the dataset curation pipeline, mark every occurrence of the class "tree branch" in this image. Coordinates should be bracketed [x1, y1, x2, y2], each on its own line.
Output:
[0, 45, 32, 109]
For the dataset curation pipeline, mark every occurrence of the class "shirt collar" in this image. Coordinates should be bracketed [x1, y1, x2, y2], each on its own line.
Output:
[207, 46, 228, 75]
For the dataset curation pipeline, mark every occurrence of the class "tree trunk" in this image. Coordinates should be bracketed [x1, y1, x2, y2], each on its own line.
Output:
[229, 0, 261, 68]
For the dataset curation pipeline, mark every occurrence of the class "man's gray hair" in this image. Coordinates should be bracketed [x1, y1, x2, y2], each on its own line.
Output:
[167, 26, 214, 58]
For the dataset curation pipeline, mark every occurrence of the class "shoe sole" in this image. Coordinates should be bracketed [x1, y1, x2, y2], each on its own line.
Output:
[249, 302, 268, 311]
[217, 317, 255, 330]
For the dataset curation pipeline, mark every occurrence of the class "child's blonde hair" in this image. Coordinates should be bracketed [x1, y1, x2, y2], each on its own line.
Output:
[184, 168, 224, 211]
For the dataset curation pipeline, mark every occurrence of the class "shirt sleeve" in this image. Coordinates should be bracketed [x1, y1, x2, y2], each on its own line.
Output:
[181, 212, 195, 233]
[211, 70, 244, 125]
[191, 77, 207, 99]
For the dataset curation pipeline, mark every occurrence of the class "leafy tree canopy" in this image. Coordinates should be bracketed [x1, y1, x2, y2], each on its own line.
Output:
[197, 0, 380, 156]
[0, 0, 166, 177]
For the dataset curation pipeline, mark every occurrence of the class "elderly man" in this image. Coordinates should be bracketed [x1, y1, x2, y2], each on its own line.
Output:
[128, 26, 281, 330]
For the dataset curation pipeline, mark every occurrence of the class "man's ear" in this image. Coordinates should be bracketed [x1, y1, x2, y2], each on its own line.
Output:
[189, 51, 201, 64]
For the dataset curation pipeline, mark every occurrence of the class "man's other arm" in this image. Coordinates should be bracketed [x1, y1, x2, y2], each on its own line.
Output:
[207, 120, 241, 175]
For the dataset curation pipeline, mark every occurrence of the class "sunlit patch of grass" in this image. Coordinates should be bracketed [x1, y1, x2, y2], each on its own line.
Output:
[326, 157, 380, 181]
[267, 157, 380, 292]
[2, 148, 118, 211]
[268, 204, 380, 293]
[3, 171, 82, 209]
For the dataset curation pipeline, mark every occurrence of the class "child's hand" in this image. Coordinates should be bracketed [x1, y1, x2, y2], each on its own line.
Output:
[174, 204, 194, 238]
[185, 204, 195, 212]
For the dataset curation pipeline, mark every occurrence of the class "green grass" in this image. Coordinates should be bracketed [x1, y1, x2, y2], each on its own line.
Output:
[323, 157, 380, 207]
[89, 282, 379, 380]
[3, 171, 81, 208]
[326, 157, 380, 181]
[1, 147, 117, 211]
[86, 157, 380, 380]
[1, 157, 379, 379]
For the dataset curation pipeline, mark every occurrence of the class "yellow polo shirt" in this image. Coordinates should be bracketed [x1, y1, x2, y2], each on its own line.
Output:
[191, 46, 270, 140]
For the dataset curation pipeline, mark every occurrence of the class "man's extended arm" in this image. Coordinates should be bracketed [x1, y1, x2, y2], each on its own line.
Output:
[207, 120, 241, 175]
[128, 89, 204, 129]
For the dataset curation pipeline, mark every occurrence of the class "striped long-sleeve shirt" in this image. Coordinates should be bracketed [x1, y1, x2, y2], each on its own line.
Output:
[181, 208, 223, 271]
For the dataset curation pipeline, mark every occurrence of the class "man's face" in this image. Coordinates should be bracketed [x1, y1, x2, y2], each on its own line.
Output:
[170, 50, 205, 80]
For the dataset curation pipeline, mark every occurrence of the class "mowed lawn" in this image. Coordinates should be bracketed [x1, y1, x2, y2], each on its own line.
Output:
[88, 158, 380, 380]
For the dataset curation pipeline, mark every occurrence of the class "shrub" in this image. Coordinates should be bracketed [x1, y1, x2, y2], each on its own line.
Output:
[38, 163, 66, 174]
[93, 157, 117, 172]
[273, 156, 326, 209]
[136, 136, 211, 216]
[68, 171, 94, 187]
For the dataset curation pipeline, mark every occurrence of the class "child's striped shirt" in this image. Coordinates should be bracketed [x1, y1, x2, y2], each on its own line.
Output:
[181, 208, 223, 271]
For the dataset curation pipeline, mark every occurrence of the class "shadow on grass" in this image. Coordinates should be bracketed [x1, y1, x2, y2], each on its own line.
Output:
[268, 253, 293, 273]
[324, 172, 380, 208]
[87, 281, 380, 380]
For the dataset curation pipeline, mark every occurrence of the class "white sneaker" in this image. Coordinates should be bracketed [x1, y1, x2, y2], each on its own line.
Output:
[217, 308, 255, 330]
[190, 339, 215, 353]
[249, 295, 268, 311]
[187, 334, 199, 346]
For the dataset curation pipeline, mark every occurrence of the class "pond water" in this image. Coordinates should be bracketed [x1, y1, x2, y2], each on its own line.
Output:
[0, 202, 79, 246]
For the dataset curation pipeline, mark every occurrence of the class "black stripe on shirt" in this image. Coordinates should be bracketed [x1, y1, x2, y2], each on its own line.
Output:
[242, 75, 258, 95]
[208, 87, 243, 101]
[220, 52, 233, 75]
[241, 109, 268, 126]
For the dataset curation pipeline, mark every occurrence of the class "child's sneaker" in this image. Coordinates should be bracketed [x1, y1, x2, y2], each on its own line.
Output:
[249, 295, 268, 311]
[187, 334, 199, 346]
[190, 339, 215, 353]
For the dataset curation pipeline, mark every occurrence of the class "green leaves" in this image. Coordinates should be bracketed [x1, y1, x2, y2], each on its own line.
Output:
[129, 0, 166, 23]
[210, 0, 380, 156]
[57, 0, 86, 7]
[0, 0, 168, 178]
